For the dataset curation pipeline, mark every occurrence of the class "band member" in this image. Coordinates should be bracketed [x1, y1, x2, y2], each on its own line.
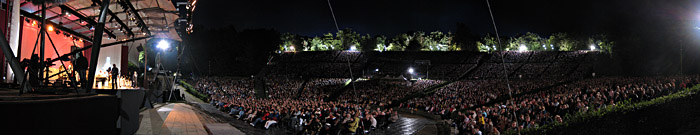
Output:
[74, 53, 88, 90]
[111, 64, 119, 89]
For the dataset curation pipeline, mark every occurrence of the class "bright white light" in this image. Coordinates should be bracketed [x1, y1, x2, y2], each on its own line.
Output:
[518, 45, 528, 52]
[157, 40, 170, 50]
[408, 68, 414, 74]
[148, 67, 152, 71]
[349, 45, 357, 51]
[375, 68, 379, 72]
[289, 46, 295, 51]
[542, 45, 546, 50]
[590, 45, 596, 51]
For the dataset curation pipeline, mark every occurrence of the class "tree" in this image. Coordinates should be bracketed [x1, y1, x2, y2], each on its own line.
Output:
[406, 39, 422, 51]
[375, 35, 387, 51]
[336, 28, 360, 50]
[454, 23, 478, 51]
[281, 33, 303, 51]
[388, 33, 410, 51]
[422, 31, 450, 51]
[478, 34, 498, 52]
[359, 34, 377, 51]
[309, 37, 325, 51]
[592, 34, 614, 53]
[323, 33, 341, 50]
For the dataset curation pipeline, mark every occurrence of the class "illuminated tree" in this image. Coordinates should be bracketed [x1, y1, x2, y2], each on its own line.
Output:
[375, 35, 387, 51]
[359, 34, 377, 51]
[280, 33, 303, 51]
[336, 28, 360, 50]
[323, 33, 341, 50]
[478, 34, 498, 52]
[591, 34, 614, 53]
[309, 37, 325, 51]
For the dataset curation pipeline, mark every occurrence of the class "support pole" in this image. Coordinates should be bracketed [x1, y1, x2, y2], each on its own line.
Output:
[0, 20, 28, 93]
[45, 30, 79, 92]
[87, 0, 111, 93]
[143, 44, 147, 89]
[39, 3, 46, 84]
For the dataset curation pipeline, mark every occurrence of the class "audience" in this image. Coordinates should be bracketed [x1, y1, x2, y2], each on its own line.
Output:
[186, 51, 698, 135]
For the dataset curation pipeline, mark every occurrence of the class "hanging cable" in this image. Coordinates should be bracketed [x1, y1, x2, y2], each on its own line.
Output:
[327, 0, 340, 32]
[487, 0, 517, 134]
[486, 0, 512, 95]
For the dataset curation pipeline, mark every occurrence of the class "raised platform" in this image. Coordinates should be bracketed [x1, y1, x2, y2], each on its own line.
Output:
[0, 87, 154, 135]
[0, 92, 120, 134]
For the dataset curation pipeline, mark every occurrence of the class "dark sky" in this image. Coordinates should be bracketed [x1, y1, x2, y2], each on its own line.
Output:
[191, 0, 699, 37]
[186, 0, 700, 75]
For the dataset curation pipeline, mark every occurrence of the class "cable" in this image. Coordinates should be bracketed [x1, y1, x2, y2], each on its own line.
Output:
[487, 0, 516, 134]
[486, 0, 512, 95]
[327, 0, 340, 32]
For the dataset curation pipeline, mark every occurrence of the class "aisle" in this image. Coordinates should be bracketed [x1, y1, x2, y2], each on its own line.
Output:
[135, 103, 208, 135]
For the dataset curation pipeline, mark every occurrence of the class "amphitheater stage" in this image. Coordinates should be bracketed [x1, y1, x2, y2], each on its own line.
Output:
[0, 89, 119, 134]
[0, 87, 156, 135]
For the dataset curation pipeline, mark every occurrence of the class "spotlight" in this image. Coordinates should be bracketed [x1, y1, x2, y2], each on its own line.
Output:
[157, 40, 170, 51]
[408, 68, 414, 74]
[47, 25, 54, 31]
[518, 45, 528, 52]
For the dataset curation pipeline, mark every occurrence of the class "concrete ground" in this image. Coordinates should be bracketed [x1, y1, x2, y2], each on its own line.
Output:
[135, 85, 244, 135]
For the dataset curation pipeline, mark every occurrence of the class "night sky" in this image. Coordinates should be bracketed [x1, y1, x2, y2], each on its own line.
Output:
[191, 0, 699, 37]
[188, 0, 700, 75]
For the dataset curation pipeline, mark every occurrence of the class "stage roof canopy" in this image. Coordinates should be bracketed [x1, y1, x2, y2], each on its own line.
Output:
[19, 0, 182, 43]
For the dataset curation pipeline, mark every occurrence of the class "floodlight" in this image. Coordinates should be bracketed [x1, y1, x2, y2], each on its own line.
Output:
[519, 45, 528, 52]
[157, 40, 169, 50]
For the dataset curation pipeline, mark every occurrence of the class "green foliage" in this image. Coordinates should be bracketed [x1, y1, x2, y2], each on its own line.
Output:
[178, 80, 209, 102]
[477, 34, 499, 52]
[138, 51, 145, 63]
[277, 30, 612, 53]
[323, 33, 341, 50]
[309, 37, 325, 51]
[420, 31, 451, 51]
[281, 33, 303, 51]
[374, 36, 387, 51]
[508, 84, 700, 135]
[359, 34, 377, 51]
[337, 28, 361, 50]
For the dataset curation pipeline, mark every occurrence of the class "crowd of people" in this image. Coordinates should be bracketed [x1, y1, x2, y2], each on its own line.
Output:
[338, 80, 443, 106]
[181, 51, 700, 135]
[193, 76, 403, 135]
[403, 79, 563, 117]
[194, 77, 255, 100]
[421, 76, 699, 135]
[299, 78, 349, 101]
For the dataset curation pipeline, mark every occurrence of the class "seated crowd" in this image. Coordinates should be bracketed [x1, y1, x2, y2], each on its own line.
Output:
[403, 79, 563, 118]
[186, 51, 698, 135]
[436, 76, 698, 135]
[338, 80, 443, 106]
[193, 77, 402, 135]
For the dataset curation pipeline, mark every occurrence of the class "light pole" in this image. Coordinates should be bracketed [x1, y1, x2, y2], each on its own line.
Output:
[408, 67, 414, 80]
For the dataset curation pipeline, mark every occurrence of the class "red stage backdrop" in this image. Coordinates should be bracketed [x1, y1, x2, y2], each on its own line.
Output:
[20, 21, 85, 68]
